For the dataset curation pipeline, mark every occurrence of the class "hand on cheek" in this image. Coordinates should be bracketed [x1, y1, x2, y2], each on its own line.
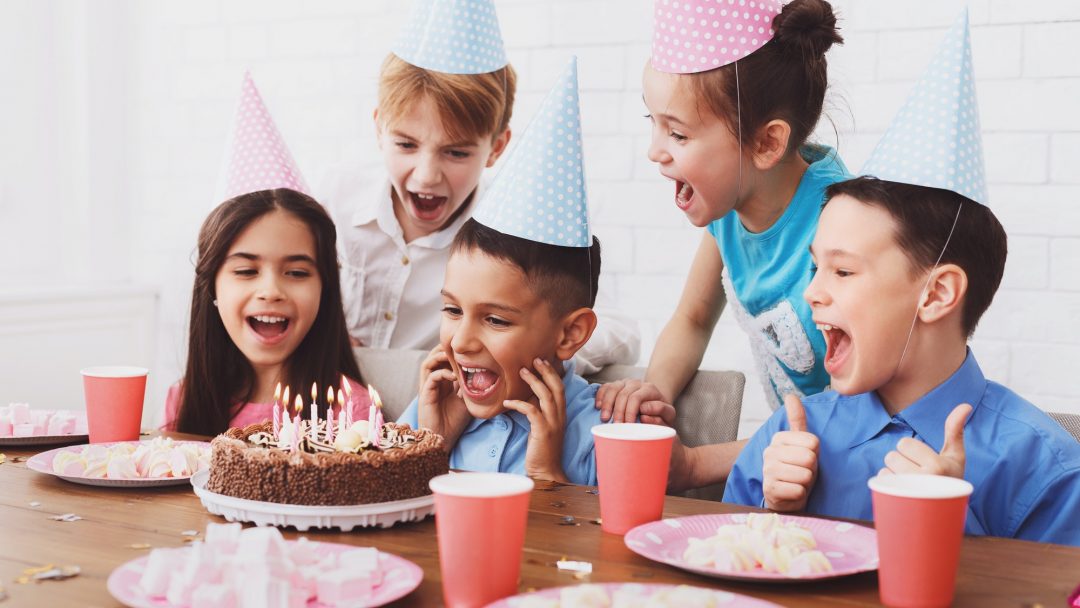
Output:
[502, 358, 570, 483]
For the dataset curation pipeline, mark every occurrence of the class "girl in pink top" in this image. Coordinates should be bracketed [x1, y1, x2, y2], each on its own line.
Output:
[164, 189, 371, 434]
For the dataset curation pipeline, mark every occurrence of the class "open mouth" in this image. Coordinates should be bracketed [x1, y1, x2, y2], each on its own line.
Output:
[459, 365, 500, 401]
[409, 191, 448, 221]
[675, 180, 695, 210]
[817, 323, 852, 376]
[247, 314, 290, 343]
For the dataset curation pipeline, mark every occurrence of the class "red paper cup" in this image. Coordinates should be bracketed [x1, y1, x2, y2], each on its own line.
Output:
[81, 366, 148, 443]
[869, 474, 973, 607]
[429, 472, 534, 608]
[591, 423, 676, 535]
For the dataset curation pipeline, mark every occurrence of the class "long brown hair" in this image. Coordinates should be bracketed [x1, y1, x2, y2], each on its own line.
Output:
[175, 188, 361, 435]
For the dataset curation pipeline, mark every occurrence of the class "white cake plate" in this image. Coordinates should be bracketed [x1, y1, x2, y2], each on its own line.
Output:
[190, 470, 435, 531]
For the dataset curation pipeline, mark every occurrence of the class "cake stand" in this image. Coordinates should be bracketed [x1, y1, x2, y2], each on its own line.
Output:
[190, 470, 435, 531]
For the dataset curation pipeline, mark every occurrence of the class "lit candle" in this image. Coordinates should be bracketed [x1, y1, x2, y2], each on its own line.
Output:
[338, 388, 348, 427]
[337, 408, 345, 444]
[282, 386, 291, 416]
[278, 411, 293, 450]
[326, 387, 336, 443]
[367, 386, 383, 445]
[309, 383, 319, 442]
[342, 377, 354, 426]
[293, 394, 303, 452]
[272, 383, 282, 437]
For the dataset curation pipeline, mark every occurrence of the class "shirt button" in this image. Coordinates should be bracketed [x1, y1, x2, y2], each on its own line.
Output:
[488, 446, 498, 458]
[401, 255, 410, 265]
[384, 312, 394, 321]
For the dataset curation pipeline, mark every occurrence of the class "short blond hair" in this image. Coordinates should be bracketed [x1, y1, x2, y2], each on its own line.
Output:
[377, 53, 516, 143]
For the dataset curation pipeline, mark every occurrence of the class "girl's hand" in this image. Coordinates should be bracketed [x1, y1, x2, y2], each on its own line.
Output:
[417, 345, 470, 447]
[595, 379, 671, 424]
[503, 358, 569, 483]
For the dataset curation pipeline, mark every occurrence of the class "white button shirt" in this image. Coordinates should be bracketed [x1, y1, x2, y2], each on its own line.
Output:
[317, 165, 640, 374]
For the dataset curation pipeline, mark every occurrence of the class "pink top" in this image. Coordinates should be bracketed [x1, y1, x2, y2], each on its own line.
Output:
[162, 376, 372, 432]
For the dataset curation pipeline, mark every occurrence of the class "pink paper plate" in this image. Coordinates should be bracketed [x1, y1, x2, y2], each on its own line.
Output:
[107, 540, 424, 608]
[624, 513, 879, 582]
[26, 441, 211, 488]
[485, 583, 781, 607]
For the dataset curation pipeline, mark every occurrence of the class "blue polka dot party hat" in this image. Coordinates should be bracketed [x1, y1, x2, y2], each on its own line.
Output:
[392, 0, 508, 75]
[473, 57, 592, 248]
[860, 9, 988, 207]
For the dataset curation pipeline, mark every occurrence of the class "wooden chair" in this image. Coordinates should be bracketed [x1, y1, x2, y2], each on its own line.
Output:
[352, 347, 747, 501]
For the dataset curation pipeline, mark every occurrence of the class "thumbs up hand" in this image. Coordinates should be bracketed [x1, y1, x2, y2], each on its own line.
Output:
[881, 403, 971, 479]
[763, 395, 820, 512]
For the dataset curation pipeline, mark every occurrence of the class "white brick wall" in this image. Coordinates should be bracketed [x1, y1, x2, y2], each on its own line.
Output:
[4, 0, 1079, 431]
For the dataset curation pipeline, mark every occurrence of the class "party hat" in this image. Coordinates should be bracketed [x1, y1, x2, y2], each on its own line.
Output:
[651, 0, 783, 74]
[473, 57, 591, 248]
[392, 0, 508, 75]
[860, 10, 988, 206]
[218, 71, 309, 200]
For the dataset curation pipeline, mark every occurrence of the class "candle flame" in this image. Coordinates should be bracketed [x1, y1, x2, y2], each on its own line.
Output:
[274, 382, 281, 402]
[368, 385, 383, 409]
[311, 382, 318, 402]
[327, 386, 335, 405]
[337, 388, 345, 407]
[342, 377, 353, 398]
[294, 394, 303, 413]
[282, 386, 290, 408]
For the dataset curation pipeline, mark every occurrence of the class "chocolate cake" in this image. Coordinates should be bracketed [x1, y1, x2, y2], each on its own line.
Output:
[206, 421, 447, 506]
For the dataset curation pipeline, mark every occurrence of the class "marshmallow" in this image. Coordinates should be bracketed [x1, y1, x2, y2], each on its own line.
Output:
[316, 568, 375, 606]
[191, 584, 236, 608]
[8, 403, 30, 425]
[12, 423, 38, 437]
[138, 548, 188, 596]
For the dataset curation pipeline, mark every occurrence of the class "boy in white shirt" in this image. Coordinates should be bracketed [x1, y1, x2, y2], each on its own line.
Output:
[319, 0, 639, 373]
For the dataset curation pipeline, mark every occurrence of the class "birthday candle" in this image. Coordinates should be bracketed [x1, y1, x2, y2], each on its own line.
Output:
[342, 377, 354, 426]
[326, 387, 336, 443]
[367, 387, 383, 445]
[338, 388, 348, 427]
[309, 383, 319, 442]
[337, 409, 345, 444]
[293, 394, 303, 452]
[272, 384, 280, 438]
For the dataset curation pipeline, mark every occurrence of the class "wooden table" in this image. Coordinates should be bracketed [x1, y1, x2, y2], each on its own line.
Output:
[2, 435, 1077, 607]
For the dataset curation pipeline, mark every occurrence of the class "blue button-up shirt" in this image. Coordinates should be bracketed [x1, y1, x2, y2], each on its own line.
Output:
[398, 360, 601, 485]
[725, 350, 1080, 546]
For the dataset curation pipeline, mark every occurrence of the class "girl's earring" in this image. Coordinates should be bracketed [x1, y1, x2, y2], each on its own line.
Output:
[212, 299, 219, 307]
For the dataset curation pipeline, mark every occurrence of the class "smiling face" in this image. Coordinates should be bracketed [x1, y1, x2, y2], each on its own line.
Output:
[213, 209, 322, 376]
[377, 95, 508, 241]
[439, 249, 565, 419]
[641, 64, 746, 227]
[804, 194, 929, 395]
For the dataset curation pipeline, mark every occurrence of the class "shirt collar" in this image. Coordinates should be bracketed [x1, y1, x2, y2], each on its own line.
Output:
[845, 348, 986, 449]
[461, 358, 579, 435]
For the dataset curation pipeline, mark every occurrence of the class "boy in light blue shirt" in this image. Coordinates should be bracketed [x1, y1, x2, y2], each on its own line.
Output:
[399, 59, 607, 486]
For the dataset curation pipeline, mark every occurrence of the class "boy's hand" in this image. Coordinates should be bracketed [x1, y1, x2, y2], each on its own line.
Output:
[503, 358, 570, 483]
[762, 394, 819, 512]
[666, 437, 696, 493]
[595, 379, 671, 424]
[881, 403, 971, 479]
[416, 345, 470, 447]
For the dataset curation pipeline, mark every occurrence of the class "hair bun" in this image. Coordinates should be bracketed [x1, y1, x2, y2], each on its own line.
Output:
[772, 0, 843, 58]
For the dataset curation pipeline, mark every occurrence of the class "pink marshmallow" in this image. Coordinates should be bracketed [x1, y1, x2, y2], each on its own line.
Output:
[12, 423, 40, 437]
[0, 414, 12, 437]
[316, 568, 375, 606]
[47, 414, 76, 436]
[191, 584, 236, 608]
[9, 403, 29, 425]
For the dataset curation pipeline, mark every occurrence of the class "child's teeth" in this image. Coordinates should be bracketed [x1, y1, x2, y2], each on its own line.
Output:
[816, 323, 833, 331]
[254, 315, 286, 323]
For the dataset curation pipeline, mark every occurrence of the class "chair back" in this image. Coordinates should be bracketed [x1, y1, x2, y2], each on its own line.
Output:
[1050, 412, 1080, 443]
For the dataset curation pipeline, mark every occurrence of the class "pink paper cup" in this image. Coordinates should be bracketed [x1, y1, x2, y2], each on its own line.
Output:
[81, 366, 148, 443]
[429, 472, 534, 608]
[591, 423, 676, 535]
[869, 474, 973, 608]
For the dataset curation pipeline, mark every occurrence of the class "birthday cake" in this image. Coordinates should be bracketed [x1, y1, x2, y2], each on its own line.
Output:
[206, 418, 447, 506]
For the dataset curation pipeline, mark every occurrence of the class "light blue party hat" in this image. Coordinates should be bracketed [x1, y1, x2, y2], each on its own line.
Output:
[473, 57, 591, 248]
[860, 10, 988, 207]
[392, 0, 508, 75]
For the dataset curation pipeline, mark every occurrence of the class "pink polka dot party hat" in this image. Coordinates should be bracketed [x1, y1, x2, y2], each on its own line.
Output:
[651, 0, 783, 74]
[217, 71, 309, 201]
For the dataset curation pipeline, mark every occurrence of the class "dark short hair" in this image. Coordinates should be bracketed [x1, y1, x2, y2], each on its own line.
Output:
[450, 218, 601, 317]
[824, 177, 1007, 337]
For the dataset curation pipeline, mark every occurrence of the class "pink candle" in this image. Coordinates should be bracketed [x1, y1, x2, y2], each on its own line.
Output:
[273, 404, 280, 437]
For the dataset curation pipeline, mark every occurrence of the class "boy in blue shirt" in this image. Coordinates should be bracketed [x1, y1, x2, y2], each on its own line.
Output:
[399, 59, 606, 486]
[672, 14, 1080, 546]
